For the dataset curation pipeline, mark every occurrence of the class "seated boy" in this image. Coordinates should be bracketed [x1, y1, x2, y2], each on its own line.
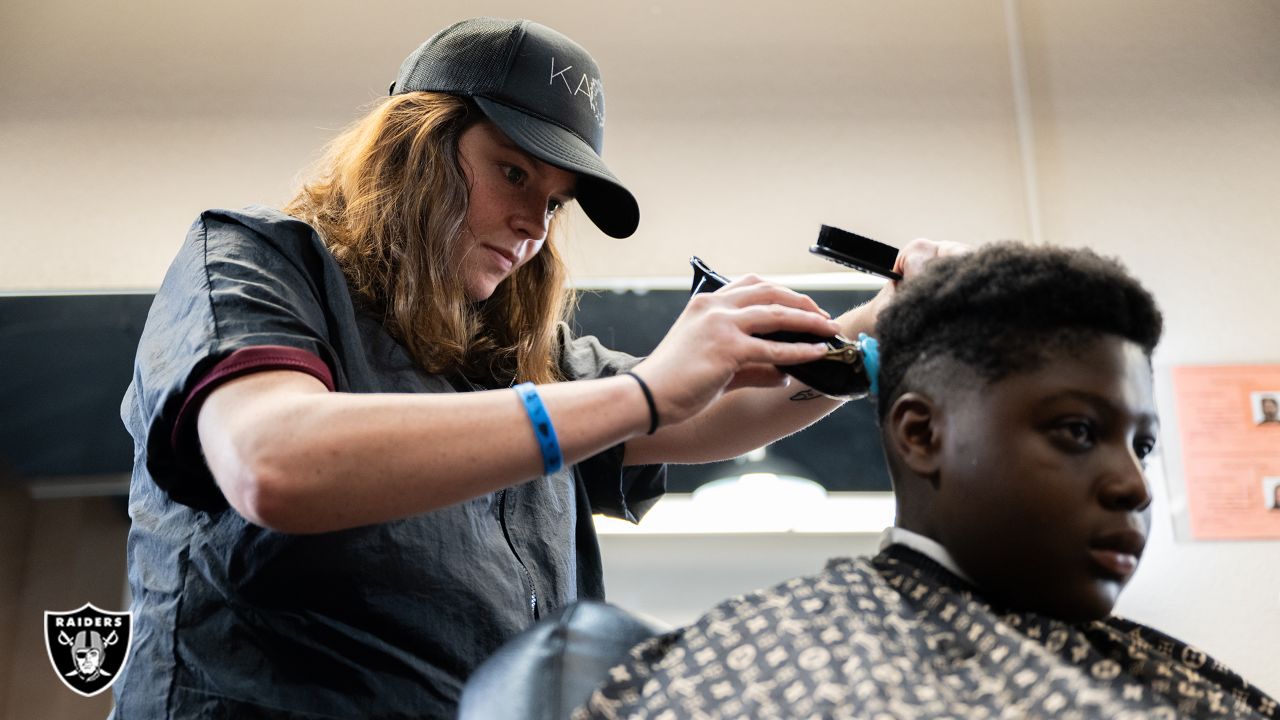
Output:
[577, 243, 1278, 719]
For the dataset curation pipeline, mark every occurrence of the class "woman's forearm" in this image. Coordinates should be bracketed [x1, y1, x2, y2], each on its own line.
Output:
[198, 370, 651, 533]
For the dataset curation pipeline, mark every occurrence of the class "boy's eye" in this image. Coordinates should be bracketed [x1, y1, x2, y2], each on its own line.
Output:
[1134, 436, 1157, 460]
[1054, 419, 1097, 449]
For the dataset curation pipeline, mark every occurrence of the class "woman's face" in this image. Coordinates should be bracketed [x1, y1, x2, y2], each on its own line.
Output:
[454, 122, 576, 301]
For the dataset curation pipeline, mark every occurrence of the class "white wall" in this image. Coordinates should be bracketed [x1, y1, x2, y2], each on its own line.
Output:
[1020, 0, 1280, 696]
[2, 0, 1277, 699]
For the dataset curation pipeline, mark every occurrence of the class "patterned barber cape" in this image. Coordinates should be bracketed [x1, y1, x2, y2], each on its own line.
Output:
[577, 545, 1277, 719]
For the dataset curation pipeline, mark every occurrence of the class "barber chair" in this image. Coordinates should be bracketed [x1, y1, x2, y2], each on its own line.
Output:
[457, 601, 666, 720]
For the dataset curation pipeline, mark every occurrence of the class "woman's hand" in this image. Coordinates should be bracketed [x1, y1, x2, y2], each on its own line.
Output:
[894, 237, 971, 280]
[844, 238, 972, 337]
[630, 274, 842, 429]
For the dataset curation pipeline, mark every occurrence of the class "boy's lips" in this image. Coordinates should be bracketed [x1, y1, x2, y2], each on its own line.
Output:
[1088, 528, 1146, 579]
[1089, 548, 1139, 579]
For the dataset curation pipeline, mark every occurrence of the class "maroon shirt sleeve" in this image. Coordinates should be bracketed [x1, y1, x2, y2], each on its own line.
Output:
[170, 345, 335, 461]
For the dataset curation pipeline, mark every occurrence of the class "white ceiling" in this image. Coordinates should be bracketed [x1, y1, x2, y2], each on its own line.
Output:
[0, 0, 1014, 121]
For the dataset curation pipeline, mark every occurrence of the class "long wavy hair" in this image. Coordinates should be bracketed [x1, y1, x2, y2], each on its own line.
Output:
[284, 92, 572, 386]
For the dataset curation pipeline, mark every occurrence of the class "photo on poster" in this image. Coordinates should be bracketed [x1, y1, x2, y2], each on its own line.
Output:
[1264, 477, 1280, 511]
[1251, 391, 1280, 426]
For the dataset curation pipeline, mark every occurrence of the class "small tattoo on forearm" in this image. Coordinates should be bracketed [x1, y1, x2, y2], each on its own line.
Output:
[789, 389, 823, 401]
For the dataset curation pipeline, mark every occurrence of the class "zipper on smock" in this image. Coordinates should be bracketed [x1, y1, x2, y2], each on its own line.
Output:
[497, 488, 539, 619]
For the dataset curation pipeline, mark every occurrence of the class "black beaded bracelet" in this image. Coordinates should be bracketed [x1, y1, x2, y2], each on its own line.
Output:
[624, 371, 660, 435]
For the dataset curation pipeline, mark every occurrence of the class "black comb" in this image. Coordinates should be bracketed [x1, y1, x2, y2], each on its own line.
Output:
[810, 225, 902, 280]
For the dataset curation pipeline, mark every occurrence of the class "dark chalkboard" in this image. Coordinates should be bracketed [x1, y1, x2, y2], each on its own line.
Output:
[0, 293, 152, 480]
[0, 288, 891, 492]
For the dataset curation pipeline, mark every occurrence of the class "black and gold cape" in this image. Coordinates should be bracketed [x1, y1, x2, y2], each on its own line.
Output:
[578, 546, 1276, 719]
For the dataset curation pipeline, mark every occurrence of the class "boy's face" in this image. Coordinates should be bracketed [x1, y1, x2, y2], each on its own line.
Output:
[928, 335, 1158, 622]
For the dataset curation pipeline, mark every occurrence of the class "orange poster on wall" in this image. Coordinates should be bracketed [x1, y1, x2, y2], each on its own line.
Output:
[1172, 365, 1280, 540]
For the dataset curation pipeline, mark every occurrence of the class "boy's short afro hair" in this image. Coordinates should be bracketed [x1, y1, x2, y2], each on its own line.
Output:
[875, 242, 1163, 419]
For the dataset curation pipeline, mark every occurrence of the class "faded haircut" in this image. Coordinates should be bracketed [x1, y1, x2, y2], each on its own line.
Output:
[875, 242, 1163, 419]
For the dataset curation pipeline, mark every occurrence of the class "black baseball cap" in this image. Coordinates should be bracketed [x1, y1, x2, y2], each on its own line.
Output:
[391, 18, 639, 239]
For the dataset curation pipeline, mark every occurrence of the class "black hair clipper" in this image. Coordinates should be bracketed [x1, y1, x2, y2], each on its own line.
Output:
[689, 256, 875, 399]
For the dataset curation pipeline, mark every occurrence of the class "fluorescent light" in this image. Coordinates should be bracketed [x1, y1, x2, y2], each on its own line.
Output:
[594, 491, 896, 535]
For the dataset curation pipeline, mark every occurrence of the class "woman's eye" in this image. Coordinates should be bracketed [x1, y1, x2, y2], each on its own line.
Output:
[1134, 437, 1157, 460]
[502, 165, 526, 185]
[546, 198, 563, 215]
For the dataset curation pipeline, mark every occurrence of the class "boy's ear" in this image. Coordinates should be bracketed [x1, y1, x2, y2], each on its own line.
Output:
[886, 392, 943, 480]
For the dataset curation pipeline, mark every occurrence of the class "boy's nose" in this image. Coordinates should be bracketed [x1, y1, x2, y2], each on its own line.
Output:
[1099, 447, 1152, 512]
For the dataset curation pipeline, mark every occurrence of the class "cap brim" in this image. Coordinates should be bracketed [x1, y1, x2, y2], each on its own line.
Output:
[475, 97, 639, 239]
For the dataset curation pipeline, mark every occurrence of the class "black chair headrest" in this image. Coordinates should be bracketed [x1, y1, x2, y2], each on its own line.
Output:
[458, 601, 665, 720]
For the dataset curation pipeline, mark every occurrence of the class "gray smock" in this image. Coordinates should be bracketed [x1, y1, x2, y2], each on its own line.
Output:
[110, 206, 665, 719]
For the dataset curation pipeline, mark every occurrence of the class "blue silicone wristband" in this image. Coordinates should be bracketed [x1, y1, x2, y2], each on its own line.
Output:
[858, 332, 881, 396]
[514, 382, 563, 475]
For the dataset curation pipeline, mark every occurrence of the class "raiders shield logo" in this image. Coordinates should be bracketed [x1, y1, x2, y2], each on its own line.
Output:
[44, 603, 133, 697]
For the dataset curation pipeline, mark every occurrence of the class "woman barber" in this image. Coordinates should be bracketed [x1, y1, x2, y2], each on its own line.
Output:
[112, 17, 950, 719]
